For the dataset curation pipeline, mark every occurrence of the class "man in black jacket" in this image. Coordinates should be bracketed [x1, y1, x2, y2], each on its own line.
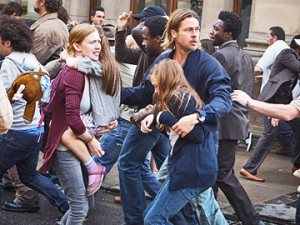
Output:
[210, 11, 264, 225]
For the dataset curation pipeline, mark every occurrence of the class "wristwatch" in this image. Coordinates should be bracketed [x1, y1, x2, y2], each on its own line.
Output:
[197, 112, 205, 123]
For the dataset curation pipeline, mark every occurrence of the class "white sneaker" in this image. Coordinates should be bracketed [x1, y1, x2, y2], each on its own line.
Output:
[297, 185, 300, 193]
[293, 169, 300, 179]
[245, 133, 253, 152]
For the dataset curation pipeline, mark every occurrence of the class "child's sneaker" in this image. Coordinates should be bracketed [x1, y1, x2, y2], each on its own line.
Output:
[86, 164, 106, 196]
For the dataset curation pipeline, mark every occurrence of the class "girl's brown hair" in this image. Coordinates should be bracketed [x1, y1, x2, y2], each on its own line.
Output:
[149, 59, 203, 115]
[67, 24, 121, 96]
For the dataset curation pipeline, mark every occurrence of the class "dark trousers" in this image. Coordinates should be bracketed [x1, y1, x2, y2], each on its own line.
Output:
[287, 118, 300, 167]
[296, 196, 300, 225]
[285, 119, 300, 225]
[277, 121, 294, 146]
[214, 140, 261, 225]
[243, 116, 278, 174]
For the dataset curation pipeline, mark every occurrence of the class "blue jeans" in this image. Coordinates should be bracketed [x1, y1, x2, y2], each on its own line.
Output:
[144, 180, 210, 225]
[158, 157, 228, 225]
[118, 125, 170, 225]
[0, 130, 68, 212]
[52, 150, 89, 225]
[95, 118, 131, 174]
[95, 118, 161, 198]
[191, 188, 228, 225]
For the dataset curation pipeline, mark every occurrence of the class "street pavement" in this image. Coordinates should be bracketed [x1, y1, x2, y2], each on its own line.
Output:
[0, 188, 124, 225]
[0, 139, 299, 225]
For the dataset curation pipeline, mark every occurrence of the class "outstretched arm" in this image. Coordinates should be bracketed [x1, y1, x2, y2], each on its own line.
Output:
[76, 57, 103, 76]
[66, 56, 103, 77]
[231, 89, 300, 121]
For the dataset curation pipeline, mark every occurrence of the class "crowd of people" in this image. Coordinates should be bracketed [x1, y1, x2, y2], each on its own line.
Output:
[0, 0, 300, 225]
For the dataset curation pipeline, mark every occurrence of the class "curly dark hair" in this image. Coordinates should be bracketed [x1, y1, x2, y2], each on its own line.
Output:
[44, 0, 62, 13]
[144, 16, 167, 38]
[2, 2, 23, 17]
[57, 6, 70, 24]
[0, 16, 33, 53]
[218, 11, 242, 40]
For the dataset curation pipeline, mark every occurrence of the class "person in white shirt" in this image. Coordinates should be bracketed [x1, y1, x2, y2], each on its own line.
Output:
[255, 26, 290, 91]
[254, 26, 294, 156]
[232, 82, 300, 224]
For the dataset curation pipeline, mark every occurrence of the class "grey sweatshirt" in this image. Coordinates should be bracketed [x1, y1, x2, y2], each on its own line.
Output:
[0, 52, 47, 130]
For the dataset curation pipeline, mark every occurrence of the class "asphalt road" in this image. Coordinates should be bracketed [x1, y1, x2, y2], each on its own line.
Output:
[0, 189, 125, 225]
[1, 141, 298, 225]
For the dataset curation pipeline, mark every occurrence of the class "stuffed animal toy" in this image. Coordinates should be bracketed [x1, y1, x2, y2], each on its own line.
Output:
[7, 70, 48, 123]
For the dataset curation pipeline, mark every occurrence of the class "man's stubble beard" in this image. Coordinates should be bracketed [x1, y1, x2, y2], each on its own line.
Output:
[177, 41, 195, 53]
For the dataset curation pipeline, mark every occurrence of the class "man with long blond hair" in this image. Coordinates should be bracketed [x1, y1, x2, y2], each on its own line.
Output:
[119, 8, 231, 224]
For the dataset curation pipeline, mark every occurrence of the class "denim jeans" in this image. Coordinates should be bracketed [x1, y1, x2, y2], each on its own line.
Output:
[158, 157, 228, 225]
[95, 118, 131, 174]
[143, 180, 210, 225]
[52, 150, 89, 225]
[7, 165, 40, 207]
[95, 118, 161, 198]
[191, 188, 228, 225]
[0, 130, 68, 212]
[118, 125, 170, 225]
